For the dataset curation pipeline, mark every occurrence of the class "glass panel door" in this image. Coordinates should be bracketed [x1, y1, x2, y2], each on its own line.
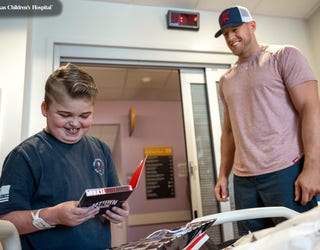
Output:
[180, 68, 235, 244]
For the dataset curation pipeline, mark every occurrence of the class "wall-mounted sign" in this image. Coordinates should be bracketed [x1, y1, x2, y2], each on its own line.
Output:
[144, 146, 175, 199]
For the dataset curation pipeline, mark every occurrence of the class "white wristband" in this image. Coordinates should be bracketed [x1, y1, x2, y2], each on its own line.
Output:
[31, 209, 55, 230]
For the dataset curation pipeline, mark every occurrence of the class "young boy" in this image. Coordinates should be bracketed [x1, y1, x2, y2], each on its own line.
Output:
[0, 63, 129, 249]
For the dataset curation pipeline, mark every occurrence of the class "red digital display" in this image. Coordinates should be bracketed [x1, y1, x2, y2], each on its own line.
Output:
[167, 10, 199, 30]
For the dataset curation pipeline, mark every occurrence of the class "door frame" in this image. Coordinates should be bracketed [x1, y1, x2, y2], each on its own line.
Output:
[53, 43, 235, 71]
[179, 68, 206, 219]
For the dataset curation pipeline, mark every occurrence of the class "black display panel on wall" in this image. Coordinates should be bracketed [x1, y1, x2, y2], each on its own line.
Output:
[167, 10, 200, 31]
[144, 147, 175, 199]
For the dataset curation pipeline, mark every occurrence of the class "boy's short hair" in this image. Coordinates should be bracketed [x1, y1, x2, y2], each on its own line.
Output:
[44, 63, 98, 105]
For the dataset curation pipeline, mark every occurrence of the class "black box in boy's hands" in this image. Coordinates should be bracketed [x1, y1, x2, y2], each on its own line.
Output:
[78, 156, 147, 214]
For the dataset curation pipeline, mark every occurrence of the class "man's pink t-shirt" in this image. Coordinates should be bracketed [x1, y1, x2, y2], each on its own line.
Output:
[220, 45, 317, 176]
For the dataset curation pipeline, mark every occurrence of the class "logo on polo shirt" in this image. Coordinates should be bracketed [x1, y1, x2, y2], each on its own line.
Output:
[93, 158, 104, 176]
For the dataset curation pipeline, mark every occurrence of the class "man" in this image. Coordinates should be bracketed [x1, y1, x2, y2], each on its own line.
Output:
[213, 6, 320, 235]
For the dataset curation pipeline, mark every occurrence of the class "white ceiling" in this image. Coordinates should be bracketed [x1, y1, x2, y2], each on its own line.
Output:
[82, 0, 320, 101]
[91, 0, 320, 19]
[80, 66, 181, 101]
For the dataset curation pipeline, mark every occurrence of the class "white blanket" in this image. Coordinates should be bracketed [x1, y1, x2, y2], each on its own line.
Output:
[227, 206, 320, 250]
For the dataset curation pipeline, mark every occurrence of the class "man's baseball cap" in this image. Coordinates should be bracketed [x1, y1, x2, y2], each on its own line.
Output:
[215, 6, 253, 38]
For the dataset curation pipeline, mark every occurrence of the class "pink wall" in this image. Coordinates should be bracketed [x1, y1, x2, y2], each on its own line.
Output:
[93, 100, 191, 241]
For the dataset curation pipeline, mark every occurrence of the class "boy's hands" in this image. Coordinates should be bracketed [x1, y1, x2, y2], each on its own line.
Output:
[50, 201, 100, 226]
[103, 201, 130, 224]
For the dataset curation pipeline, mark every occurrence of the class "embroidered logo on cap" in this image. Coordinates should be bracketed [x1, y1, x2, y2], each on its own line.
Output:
[220, 10, 230, 25]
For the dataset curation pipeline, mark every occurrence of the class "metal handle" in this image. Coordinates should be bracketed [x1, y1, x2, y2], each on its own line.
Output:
[188, 161, 197, 176]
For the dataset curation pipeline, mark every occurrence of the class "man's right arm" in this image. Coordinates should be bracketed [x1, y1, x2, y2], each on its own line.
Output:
[214, 109, 235, 202]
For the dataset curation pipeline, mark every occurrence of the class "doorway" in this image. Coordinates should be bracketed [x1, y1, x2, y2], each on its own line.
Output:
[73, 64, 192, 244]
[55, 43, 236, 246]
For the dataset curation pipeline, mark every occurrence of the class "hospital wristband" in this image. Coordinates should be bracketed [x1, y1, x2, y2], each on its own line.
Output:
[31, 209, 55, 230]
